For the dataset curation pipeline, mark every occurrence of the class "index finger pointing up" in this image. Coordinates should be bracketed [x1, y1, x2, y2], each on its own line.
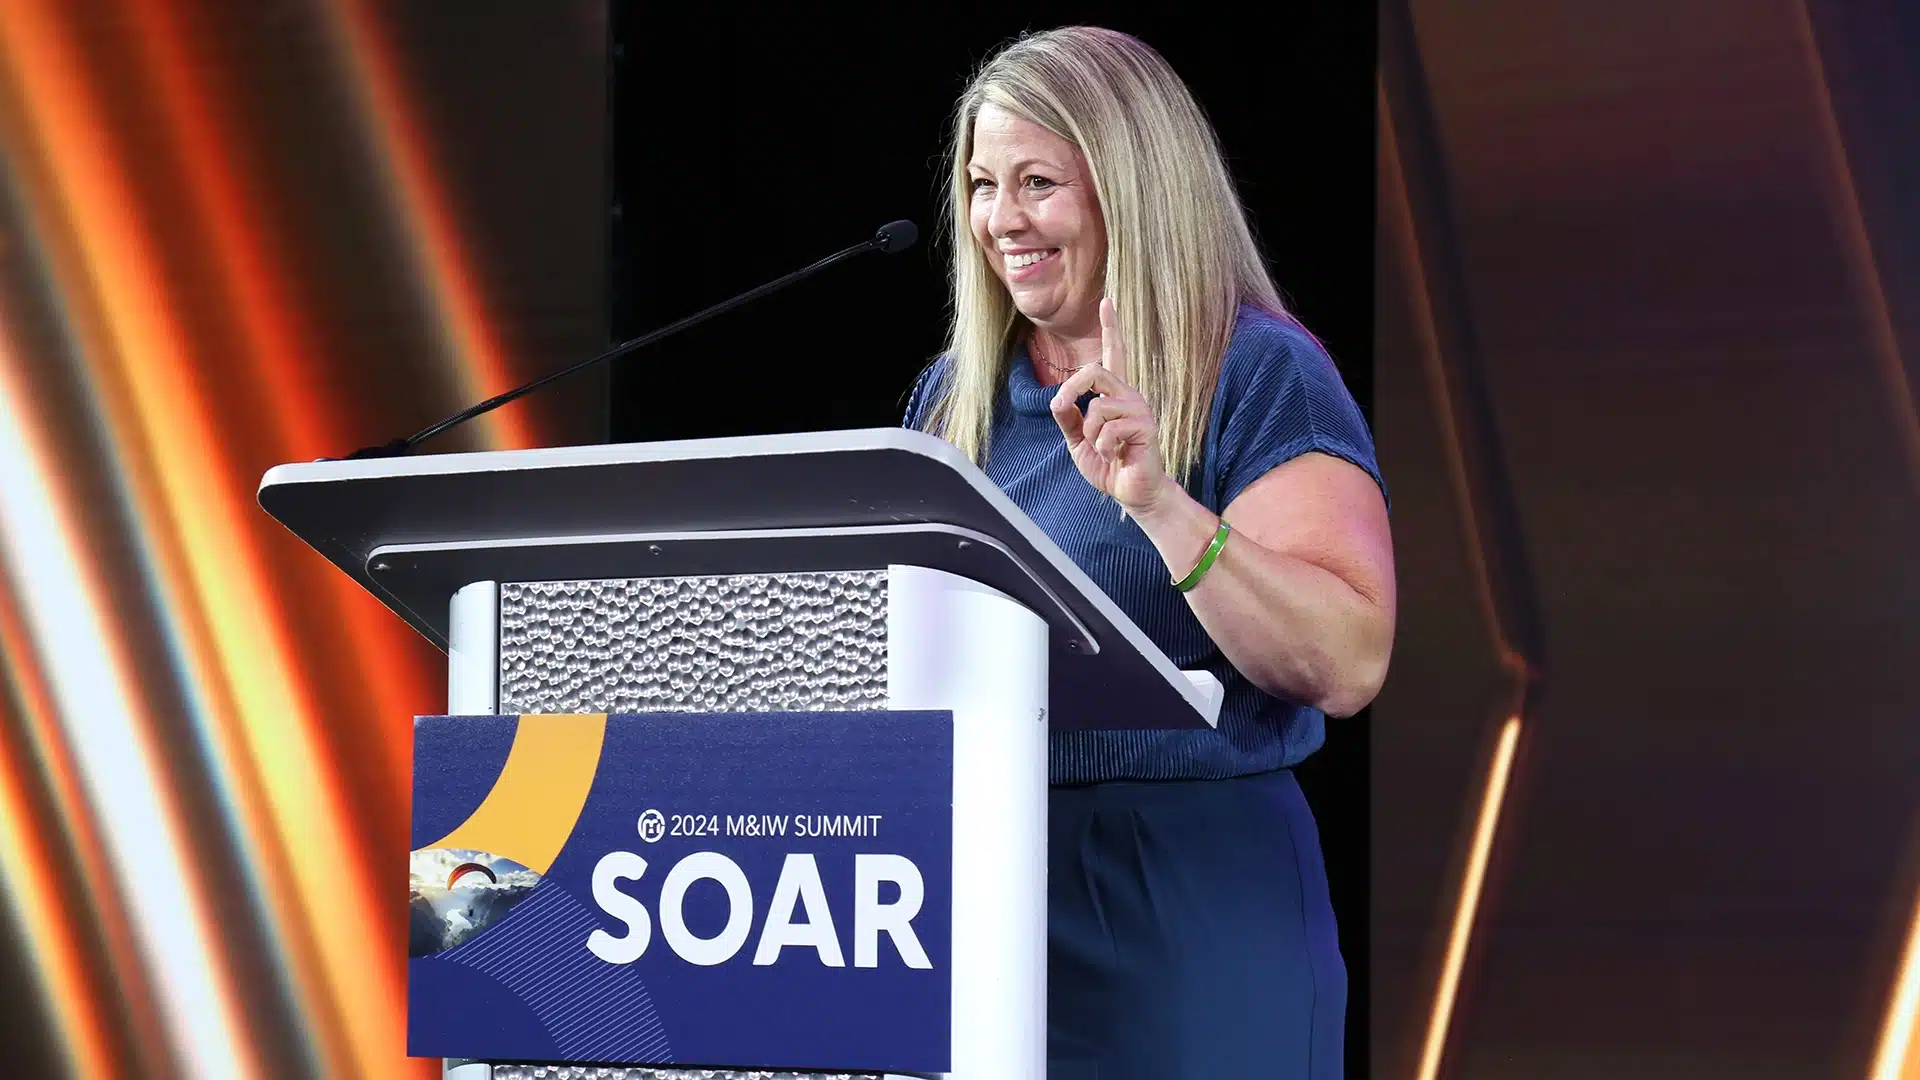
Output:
[1099, 297, 1127, 377]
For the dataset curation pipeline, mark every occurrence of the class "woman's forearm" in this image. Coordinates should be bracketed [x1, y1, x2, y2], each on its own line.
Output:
[1128, 479, 1393, 717]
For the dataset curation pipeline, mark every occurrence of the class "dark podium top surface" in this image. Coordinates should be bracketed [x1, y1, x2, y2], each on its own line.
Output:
[259, 428, 1214, 730]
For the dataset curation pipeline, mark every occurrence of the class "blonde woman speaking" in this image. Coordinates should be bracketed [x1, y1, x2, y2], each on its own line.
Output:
[904, 27, 1395, 1079]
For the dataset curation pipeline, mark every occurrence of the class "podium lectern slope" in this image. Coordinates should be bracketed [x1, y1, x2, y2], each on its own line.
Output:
[260, 428, 1218, 731]
[259, 429, 1218, 1080]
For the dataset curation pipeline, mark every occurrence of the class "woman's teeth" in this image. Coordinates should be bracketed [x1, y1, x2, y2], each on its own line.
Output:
[1006, 250, 1057, 270]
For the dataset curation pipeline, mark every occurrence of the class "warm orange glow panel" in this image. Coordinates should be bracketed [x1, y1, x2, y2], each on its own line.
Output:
[0, 1, 558, 1075]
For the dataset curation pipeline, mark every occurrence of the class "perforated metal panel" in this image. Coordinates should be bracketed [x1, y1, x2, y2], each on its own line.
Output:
[498, 572, 888, 714]
[488, 571, 888, 1080]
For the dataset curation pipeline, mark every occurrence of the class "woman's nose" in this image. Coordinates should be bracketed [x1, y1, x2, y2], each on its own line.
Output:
[987, 188, 1027, 238]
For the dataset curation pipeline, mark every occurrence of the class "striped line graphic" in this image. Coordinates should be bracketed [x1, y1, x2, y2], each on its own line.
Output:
[442, 883, 674, 1064]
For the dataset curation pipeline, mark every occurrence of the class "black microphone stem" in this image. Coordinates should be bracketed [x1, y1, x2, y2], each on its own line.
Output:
[339, 220, 915, 460]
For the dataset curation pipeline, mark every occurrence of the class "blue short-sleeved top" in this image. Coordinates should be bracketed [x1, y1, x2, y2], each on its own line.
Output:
[903, 305, 1386, 784]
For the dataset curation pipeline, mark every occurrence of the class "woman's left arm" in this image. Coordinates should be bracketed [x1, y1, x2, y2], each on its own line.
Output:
[1051, 299, 1396, 717]
[1129, 459, 1395, 717]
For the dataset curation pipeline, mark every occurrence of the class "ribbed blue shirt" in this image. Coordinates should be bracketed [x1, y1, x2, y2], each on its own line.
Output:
[905, 305, 1385, 784]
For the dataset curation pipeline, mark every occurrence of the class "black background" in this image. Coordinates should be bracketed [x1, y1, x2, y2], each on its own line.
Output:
[608, 5, 1377, 1072]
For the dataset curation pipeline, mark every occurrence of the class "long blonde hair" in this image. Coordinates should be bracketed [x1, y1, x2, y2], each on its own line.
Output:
[920, 26, 1289, 483]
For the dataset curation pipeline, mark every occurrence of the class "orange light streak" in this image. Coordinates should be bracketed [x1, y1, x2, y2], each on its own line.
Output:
[1869, 885, 1920, 1080]
[1791, 0, 1920, 498]
[1380, 67, 1540, 1080]
[322, 0, 538, 451]
[0, 13, 263, 1076]
[0, 501, 125, 1080]
[0, 1, 402, 1076]
[0, 97, 189, 1080]
[105, 2, 434, 1075]
[0, 657, 115, 1080]
[0, 346, 142, 1080]
[1416, 716, 1523, 1080]
[0, 735, 109, 1080]
[0, 303, 233, 1079]
[1788, 9, 1920, 1076]
[122, 0, 428, 792]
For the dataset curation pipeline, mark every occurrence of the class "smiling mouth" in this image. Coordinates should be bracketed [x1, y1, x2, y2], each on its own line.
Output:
[1003, 249, 1059, 273]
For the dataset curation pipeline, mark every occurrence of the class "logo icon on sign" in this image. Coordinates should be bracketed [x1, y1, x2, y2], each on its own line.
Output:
[637, 809, 666, 843]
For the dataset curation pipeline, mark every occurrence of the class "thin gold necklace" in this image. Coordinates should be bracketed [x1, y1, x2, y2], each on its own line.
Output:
[1030, 334, 1076, 375]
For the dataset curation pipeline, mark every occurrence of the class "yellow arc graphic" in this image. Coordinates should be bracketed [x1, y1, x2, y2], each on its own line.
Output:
[426, 714, 608, 874]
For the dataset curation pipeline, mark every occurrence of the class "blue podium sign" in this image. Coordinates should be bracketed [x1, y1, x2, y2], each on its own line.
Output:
[407, 710, 954, 1073]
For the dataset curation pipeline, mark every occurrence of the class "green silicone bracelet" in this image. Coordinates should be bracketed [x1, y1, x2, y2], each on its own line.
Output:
[1174, 519, 1231, 593]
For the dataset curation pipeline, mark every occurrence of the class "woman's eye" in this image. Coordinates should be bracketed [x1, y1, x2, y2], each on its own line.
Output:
[970, 177, 994, 193]
[1024, 175, 1056, 190]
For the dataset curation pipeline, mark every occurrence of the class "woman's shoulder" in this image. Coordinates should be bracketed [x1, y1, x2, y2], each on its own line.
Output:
[1204, 302, 1383, 504]
[901, 354, 953, 429]
[915, 353, 957, 399]
[1221, 304, 1334, 382]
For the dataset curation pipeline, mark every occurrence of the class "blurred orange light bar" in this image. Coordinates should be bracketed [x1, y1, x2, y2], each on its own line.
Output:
[1792, 12, 1920, 1076]
[1416, 716, 1523, 1080]
[0, 308, 250, 1078]
[0, 1, 404, 1076]
[124, 0, 426, 805]
[0, 500, 121, 1080]
[92, 2, 435, 1076]
[1869, 887, 1920, 1080]
[322, 0, 537, 451]
[0, 731, 109, 1079]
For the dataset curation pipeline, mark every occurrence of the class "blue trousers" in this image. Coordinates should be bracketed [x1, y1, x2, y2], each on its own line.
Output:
[1046, 768, 1346, 1079]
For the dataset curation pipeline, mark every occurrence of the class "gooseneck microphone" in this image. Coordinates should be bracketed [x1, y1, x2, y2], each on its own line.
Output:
[337, 219, 919, 460]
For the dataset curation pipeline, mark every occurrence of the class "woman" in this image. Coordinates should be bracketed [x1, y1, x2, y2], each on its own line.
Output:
[903, 27, 1395, 1080]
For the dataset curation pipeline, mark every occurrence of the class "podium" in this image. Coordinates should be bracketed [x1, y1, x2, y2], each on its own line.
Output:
[260, 428, 1220, 1080]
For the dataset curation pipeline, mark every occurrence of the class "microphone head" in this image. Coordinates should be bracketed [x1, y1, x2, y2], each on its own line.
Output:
[873, 220, 919, 254]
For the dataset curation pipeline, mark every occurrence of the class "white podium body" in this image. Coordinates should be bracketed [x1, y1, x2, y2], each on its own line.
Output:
[261, 429, 1219, 1080]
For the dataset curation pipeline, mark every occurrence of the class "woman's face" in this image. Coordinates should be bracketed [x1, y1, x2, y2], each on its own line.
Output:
[967, 104, 1107, 340]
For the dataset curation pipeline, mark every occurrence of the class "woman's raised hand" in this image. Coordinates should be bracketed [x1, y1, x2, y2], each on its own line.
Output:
[1049, 298, 1173, 516]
